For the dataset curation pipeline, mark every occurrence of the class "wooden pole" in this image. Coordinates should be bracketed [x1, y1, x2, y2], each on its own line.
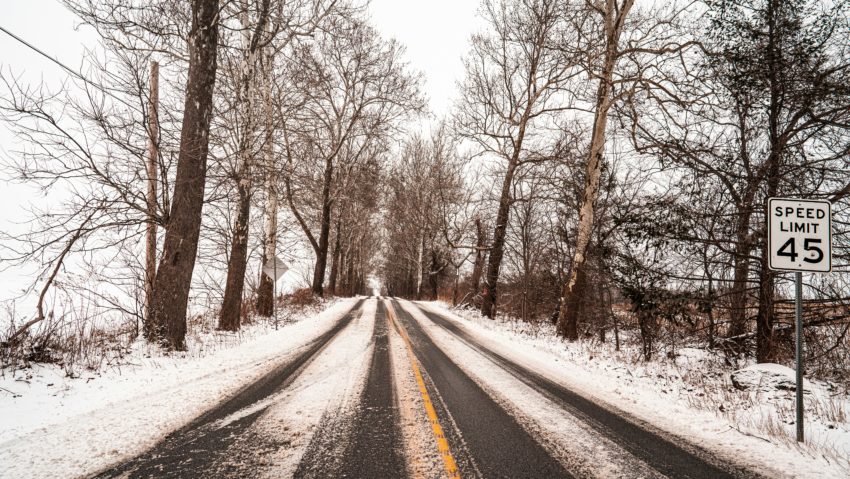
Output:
[144, 60, 159, 339]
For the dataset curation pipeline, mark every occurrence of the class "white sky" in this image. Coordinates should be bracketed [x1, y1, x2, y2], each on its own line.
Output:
[367, 0, 481, 116]
[0, 0, 481, 303]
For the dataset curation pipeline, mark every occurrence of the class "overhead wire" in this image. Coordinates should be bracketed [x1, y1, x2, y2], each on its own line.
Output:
[0, 23, 144, 113]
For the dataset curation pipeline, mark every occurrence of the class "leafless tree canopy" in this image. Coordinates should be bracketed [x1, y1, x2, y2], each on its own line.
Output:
[1, 0, 849, 379]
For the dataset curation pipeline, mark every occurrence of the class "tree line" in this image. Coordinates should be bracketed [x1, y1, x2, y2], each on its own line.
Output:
[0, 0, 422, 353]
[382, 0, 850, 367]
[1, 0, 848, 371]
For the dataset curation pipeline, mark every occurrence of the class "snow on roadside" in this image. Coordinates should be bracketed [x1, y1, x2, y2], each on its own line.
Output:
[415, 300, 850, 479]
[0, 297, 359, 479]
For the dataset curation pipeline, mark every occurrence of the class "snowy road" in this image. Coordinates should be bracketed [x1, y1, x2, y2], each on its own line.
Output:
[92, 297, 760, 478]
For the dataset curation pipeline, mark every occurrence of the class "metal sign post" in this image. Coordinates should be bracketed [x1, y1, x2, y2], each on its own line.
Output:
[767, 198, 832, 443]
[262, 256, 289, 331]
[794, 271, 803, 442]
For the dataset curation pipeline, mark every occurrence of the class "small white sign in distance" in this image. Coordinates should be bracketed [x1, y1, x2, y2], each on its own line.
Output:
[262, 256, 289, 281]
[768, 198, 831, 272]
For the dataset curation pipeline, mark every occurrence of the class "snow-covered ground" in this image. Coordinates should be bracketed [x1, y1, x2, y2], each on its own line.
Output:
[0, 298, 358, 479]
[410, 300, 850, 479]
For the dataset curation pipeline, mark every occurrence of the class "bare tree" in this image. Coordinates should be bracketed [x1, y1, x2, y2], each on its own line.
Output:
[147, 0, 222, 349]
[217, 0, 272, 331]
[555, 0, 635, 339]
[283, 17, 423, 296]
[454, 0, 582, 318]
[0, 9, 180, 345]
[623, 0, 850, 361]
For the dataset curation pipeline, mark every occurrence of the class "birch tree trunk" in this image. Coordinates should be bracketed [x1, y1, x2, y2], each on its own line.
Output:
[556, 0, 634, 340]
[256, 52, 278, 317]
[415, 232, 425, 299]
[219, 3, 271, 331]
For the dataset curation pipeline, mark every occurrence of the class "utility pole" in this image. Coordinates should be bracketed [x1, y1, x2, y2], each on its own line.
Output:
[144, 60, 159, 339]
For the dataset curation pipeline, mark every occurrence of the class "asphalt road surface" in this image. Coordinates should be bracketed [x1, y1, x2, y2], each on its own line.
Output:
[93, 297, 761, 479]
[94, 300, 365, 479]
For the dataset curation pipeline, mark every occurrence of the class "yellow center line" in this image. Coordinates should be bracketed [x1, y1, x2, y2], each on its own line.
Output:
[386, 301, 461, 479]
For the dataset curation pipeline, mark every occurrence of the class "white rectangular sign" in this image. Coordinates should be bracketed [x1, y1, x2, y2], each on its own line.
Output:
[768, 198, 831, 272]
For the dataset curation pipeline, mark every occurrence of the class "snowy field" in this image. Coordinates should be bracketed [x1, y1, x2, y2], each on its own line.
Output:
[0, 298, 357, 479]
[414, 300, 850, 478]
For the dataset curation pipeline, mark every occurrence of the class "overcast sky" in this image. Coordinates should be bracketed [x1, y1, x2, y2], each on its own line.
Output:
[368, 0, 481, 116]
[0, 0, 481, 189]
[0, 0, 481, 301]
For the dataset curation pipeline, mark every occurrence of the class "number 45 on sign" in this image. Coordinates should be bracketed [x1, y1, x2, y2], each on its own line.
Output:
[768, 198, 831, 272]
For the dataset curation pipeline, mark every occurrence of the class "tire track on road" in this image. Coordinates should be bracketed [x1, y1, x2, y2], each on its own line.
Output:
[410, 301, 760, 479]
[390, 299, 574, 479]
[94, 299, 365, 479]
[336, 300, 406, 477]
[295, 300, 406, 478]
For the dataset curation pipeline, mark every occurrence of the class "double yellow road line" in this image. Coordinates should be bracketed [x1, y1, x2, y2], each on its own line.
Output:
[386, 301, 461, 479]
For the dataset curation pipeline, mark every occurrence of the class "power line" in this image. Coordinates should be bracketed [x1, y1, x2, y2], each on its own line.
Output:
[0, 24, 143, 113]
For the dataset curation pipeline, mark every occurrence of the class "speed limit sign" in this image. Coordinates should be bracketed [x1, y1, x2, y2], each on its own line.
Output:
[767, 197, 831, 444]
[768, 197, 831, 272]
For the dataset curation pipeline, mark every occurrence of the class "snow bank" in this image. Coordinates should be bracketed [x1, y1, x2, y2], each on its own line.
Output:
[730, 363, 811, 392]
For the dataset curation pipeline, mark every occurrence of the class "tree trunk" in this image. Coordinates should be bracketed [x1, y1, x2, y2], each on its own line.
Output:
[257, 51, 278, 317]
[480, 136, 525, 318]
[311, 157, 333, 296]
[143, 60, 159, 341]
[415, 234, 425, 299]
[755, 250, 777, 362]
[338, 242, 349, 295]
[727, 107, 757, 341]
[465, 217, 486, 305]
[728, 195, 755, 340]
[218, 6, 271, 330]
[706, 276, 715, 349]
[219, 171, 252, 331]
[328, 218, 342, 295]
[756, 0, 781, 363]
[147, 0, 221, 350]
[429, 249, 439, 300]
[345, 245, 356, 295]
[355, 248, 365, 295]
[756, 168, 780, 362]
[345, 245, 357, 295]
[557, 0, 633, 340]
[452, 266, 459, 306]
